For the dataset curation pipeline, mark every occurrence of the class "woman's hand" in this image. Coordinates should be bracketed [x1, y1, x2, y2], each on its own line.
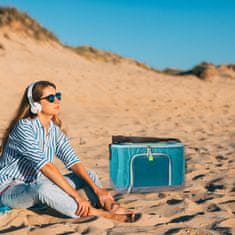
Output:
[74, 196, 91, 217]
[95, 188, 114, 208]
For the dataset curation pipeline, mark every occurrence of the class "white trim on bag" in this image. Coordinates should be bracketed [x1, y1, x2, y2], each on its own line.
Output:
[127, 152, 172, 193]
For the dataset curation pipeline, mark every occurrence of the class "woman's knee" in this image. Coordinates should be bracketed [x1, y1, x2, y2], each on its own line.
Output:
[36, 181, 56, 200]
[36, 181, 79, 218]
[1, 184, 36, 208]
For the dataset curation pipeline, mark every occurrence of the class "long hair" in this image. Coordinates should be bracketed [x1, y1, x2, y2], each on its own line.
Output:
[0, 81, 65, 154]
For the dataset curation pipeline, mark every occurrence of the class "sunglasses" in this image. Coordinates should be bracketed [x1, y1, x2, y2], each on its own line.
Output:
[40, 92, 62, 103]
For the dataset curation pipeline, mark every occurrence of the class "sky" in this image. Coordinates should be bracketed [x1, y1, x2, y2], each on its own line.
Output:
[1, 0, 235, 70]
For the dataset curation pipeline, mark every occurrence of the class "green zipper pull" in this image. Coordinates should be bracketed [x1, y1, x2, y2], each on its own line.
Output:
[147, 145, 154, 161]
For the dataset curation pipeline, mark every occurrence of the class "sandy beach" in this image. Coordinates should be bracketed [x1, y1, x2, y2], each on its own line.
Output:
[0, 22, 235, 235]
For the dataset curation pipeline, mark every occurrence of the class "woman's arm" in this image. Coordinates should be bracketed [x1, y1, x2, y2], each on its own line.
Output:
[70, 162, 114, 207]
[40, 162, 90, 216]
[70, 162, 99, 192]
[55, 128, 113, 208]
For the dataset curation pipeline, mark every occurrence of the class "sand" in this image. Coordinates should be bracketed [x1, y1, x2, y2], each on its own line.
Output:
[0, 31, 234, 235]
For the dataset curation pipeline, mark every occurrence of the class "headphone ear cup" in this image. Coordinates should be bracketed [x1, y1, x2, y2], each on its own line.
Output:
[30, 102, 42, 114]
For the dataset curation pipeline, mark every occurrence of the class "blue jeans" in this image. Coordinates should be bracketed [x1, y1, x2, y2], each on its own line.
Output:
[0, 169, 102, 218]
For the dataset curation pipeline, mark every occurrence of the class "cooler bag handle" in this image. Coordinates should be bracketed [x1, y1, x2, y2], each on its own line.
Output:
[112, 135, 181, 144]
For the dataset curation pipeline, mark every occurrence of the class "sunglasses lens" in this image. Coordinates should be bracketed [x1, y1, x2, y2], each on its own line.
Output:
[55, 92, 62, 100]
[47, 95, 55, 103]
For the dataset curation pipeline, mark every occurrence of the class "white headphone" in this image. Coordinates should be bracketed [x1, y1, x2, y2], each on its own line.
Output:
[27, 82, 42, 114]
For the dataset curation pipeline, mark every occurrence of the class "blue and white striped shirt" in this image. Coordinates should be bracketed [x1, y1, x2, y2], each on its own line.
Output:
[0, 117, 80, 185]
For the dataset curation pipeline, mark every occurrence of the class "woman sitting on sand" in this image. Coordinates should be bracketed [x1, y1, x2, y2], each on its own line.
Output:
[0, 81, 140, 222]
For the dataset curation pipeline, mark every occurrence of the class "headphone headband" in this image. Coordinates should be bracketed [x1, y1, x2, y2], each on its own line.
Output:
[27, 81, 42, 114]
[27, 82, 37, 106]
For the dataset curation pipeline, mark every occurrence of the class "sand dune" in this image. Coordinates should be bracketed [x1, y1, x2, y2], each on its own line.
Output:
[0, 13, 235, 235]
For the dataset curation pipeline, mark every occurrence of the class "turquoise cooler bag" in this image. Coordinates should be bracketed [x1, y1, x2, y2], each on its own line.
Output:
[109, 136, 185, 193]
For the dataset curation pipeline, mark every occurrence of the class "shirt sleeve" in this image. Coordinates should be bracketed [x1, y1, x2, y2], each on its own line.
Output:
[55, 127, 80, 169]
[9, 120, 49, 171]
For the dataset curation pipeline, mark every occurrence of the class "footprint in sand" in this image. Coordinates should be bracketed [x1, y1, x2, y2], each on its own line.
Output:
[215, 155, 227, 160]
[195, 197, 214, 204]
[166, 199, 184, 205]
[192, 174, 205, 181]
[191, 193, 215, 204]
[215, 163, 223, 167]
[206, 184, 225, 192]
[210, 221, 233, 235]
[168, 212, 204, 223]
[207, 203, 221, 212]
[148, 212, 157, 215]
[219, 200, 235, 213]
[230, 187, 235, 192]
[205, 178, 225, 192]
[164, 227, 182, 235]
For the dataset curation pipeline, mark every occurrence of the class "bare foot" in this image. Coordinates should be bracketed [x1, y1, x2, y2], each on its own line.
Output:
[111, 212, 142, 222]
[88, 207, 142, 223]
[103, 198, 130, 214]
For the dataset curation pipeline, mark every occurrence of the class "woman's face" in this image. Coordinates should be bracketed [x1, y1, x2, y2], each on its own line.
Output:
[39, 86, 61, 116]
